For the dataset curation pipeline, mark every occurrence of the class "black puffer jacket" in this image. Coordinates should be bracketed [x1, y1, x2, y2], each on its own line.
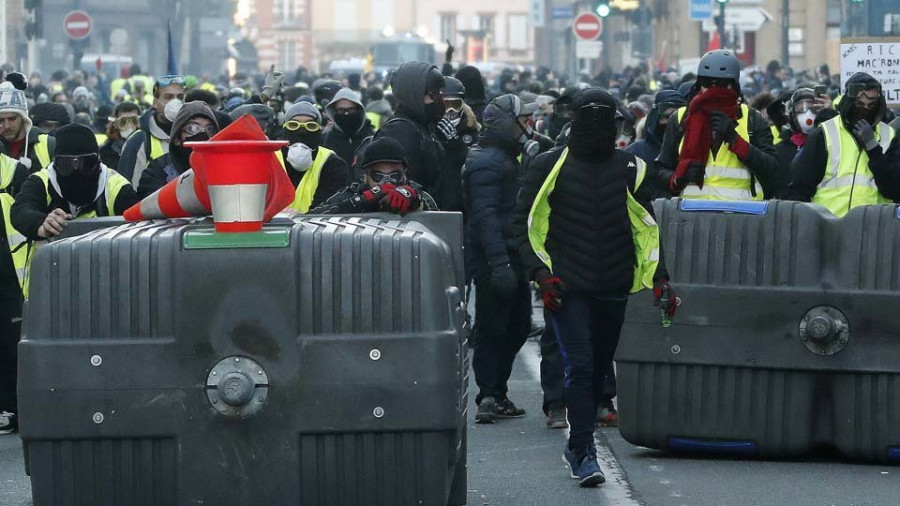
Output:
[514, 147, 656, 296]
[378, 62, 445, 195]
[462, 103, 524, 276]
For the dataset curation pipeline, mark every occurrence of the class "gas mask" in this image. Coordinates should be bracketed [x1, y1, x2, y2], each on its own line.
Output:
[286, 142, 314, 171]
[616, 135, 632, 149]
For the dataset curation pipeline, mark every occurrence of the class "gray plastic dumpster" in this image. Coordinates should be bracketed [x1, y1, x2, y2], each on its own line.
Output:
[18, 212, 468, 505]
[617, 199, 900, 463]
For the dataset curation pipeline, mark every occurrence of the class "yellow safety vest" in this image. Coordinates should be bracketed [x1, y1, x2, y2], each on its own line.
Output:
[813, 117, 895, 217]
[676, 104, 762, 201]
[17, 169, 131, 296]
[366, 111, 382, 131]
[149, 135, 165, 160]
[33, 133, 52, 170]
[770, 125, 780, 142]
[527, 147, 659, 294]
[290, 147, 335, 213]
[95, 133, 108, 146]
[110, 78, 129, 98]
[0, 156, 27, 294]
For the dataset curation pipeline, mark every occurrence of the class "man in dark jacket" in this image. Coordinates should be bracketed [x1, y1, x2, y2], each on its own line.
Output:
[322, 88, 375, 178]
[137, 101, 219, 198]
[653, 50, 780, 200]
[434, 76, 479, 212]
[513, 88, 673, 487]
[463, 94, 537, 425]
[311, 137, 436, 214]
[786, 72, 900, 216]
[379, 62, 450, 206]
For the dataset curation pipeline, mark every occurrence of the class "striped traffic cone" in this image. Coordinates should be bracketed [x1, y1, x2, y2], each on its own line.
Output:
[122, 169, 210, 222]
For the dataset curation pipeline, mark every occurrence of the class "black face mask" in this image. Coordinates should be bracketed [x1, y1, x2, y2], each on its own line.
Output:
[283, 130, 322, 151]
[170, 133, 209, 171]
[424, 101, 446, 124]
[57, 172, 100, 207]
[568, 105, 617, 160]
[334, 110, 365, 134]
[851, 105, 878, 125]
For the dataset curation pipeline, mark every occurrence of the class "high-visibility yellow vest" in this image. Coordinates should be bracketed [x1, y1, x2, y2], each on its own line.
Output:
[95, 133, 108, 146]
[527, 147, 659, 293]
[0, 156, 27, 294]
[110, 78, 129, 98]
[290, 147, 335, 213]
[770, 125, 780, 142]
[33, 133, 52, 170]
[17, 169, 131, 296]
[149, 135, 165, 160]
[812, 117, 895, 217]
[366, 111, 382, 131]
[676, 104, 762, 201]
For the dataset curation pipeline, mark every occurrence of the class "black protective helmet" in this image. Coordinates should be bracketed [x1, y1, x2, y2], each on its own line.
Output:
[697, 50, 741, 81]
[443, 77, 466, 99]
[312, 79, 344, 108]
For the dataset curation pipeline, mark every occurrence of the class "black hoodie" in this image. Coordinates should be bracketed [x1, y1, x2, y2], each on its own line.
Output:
[377, 62, 446, 200]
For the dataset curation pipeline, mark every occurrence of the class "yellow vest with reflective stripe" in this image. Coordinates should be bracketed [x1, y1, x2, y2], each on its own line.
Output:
[770, 125, 780, 142]
[366, 112, 382, 131]
[527, 147, 659, 293]
[290, 147, 334, 213]
[676, 104, 763, 201]
[149, 135, 166, 160]
[813, 117, 895, 217]
[33, 134, 52, 169]
[0, 156, 27, 293]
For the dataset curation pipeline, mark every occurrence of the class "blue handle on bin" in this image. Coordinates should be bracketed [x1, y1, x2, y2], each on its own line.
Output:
[668, 437, 758, 455]
[680, 200, 769, 215]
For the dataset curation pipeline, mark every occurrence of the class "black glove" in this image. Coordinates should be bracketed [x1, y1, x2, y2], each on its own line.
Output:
[709, 111, 738, 144]
[852, 120, 878, 152]
[490, 263, 518, 297]
[3, 72, 27, 91]
[436, 118, 459, 141]
[686, 162, 705, 185]
[445, 40, 455, 63]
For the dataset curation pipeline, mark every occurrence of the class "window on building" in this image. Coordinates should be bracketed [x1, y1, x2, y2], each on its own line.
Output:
[280, 0, 295, 22]
[279, 41, 296, 70]
[478, 14, 494, 37]
[508, 14, 528, 51]
[440, 13, 456, 44]
[826, 0, 841, 26]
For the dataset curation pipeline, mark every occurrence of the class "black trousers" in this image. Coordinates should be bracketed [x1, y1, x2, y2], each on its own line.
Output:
[472, 270, 531, 405]
[0, 294, 23, 413]
[548, 294, 627, 448]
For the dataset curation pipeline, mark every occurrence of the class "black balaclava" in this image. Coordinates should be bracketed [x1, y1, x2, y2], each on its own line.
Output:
[423, 67, 447, 123]
[566, 88, 618, 160]
[334, 110, 365, 134]
[54, 123, 101, 207]
[283, 128, 321, 151]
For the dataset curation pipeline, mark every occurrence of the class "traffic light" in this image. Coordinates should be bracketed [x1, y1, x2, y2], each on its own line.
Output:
[593, 1, 611, 17]
[716, 0, 729, 3]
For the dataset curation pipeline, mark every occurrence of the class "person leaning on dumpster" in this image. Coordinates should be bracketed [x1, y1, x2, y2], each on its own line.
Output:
[10, 124, 139, 290]
[309, 137, 436, 215]
[513, 87, 677, 488]
[785, 72, 900, 217]
[653, 50, 781, 200]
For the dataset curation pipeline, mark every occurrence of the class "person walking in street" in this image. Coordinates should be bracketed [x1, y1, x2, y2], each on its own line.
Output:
[786, 72, 900, 216]
[514, 88, 674, 487]
[464, 94, 538, 425]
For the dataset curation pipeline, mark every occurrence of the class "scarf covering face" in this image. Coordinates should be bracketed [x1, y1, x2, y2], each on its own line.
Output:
[674, 87, 739, 187]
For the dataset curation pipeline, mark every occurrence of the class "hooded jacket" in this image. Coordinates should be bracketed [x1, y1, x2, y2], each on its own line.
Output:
[322, 88, 375, 172]
[0, 83, 54, 173]
[378, 62, 446, 198]
[137, 101, 218, 198]
[455, 65, 487, 123]
[625, 90, 685, 165]
[786, 73, 900, 202]
[462, 95, 527, 275]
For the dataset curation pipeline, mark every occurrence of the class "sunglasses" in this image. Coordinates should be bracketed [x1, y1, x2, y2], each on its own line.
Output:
[55, 154, 100, 177]
[426, 90, 444, 102]
[283, 120, 322, 132]
[182, 122, 218, 137]
[371, 170, 404, 184]
[156, 75, 186, 87]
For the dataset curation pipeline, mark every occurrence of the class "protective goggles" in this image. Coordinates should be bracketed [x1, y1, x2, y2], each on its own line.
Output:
[444, 98, 463, 113]
[697, 76, 734, 89]
[792, 99, 822, 114]
[370, 170, 404, 184]
[283, 120, 322, 132]
[426, 90, 444, 102]
[114, 116, 139, 129]
[846, 82, 882, 98]
[55, 154, 100, 177]
[575, 103, 616, 124]
[156, 75, 186, 87]
[182, 122, 218, 137]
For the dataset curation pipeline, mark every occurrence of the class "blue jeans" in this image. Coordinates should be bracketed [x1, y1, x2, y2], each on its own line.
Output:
[548, 294, 627, 448]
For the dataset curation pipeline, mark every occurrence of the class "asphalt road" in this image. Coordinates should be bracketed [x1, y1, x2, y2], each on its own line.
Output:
[1, 318, 897, 505]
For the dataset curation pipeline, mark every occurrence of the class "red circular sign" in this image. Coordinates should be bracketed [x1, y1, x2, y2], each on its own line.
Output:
[63, 11, 93, 40]
[573, 12, 602, 41]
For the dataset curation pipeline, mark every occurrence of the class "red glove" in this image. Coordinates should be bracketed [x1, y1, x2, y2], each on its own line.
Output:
[653, 277, 679, 318]
[360, 183, 395, 207]
[381, 185, 420, 215]
[536, 269, 566, 312]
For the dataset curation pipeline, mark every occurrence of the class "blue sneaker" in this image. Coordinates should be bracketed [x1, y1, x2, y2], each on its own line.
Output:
[563, 444, 606, 487]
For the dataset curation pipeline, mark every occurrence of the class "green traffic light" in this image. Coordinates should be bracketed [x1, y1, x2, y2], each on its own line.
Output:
[594, 1, 611, 17]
